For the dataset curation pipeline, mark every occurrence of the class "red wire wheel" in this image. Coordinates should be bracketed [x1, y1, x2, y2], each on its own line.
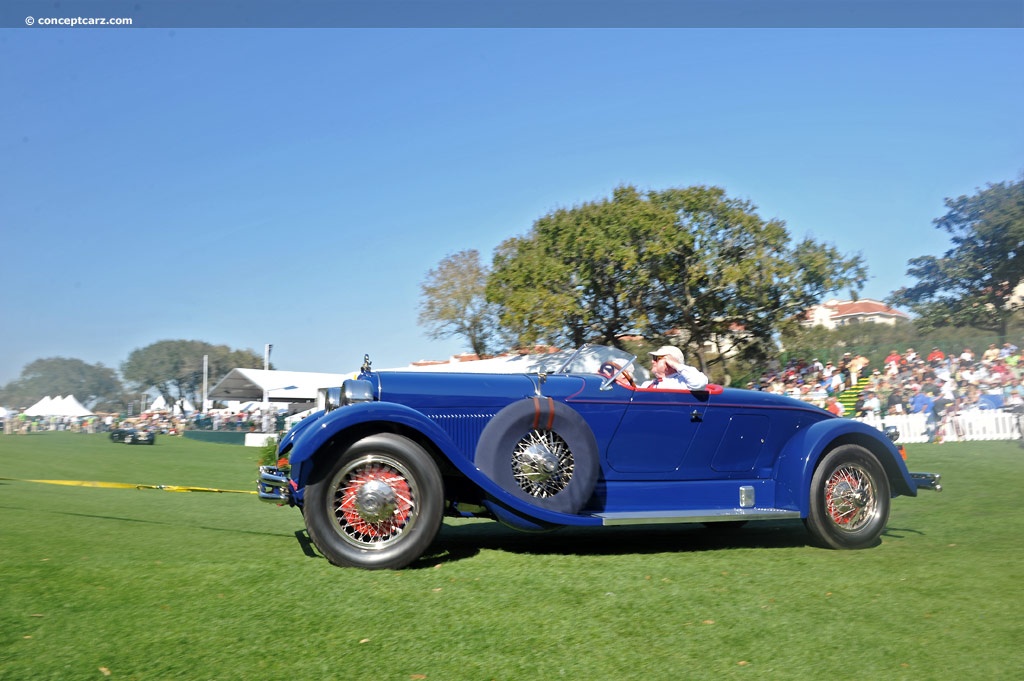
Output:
[337, 461, 415, 542]
[304, 434, 443, 569]
[805, 444, 891, 550]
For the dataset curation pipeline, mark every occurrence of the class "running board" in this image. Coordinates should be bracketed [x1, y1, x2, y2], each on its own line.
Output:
[593, 508, 801, 526]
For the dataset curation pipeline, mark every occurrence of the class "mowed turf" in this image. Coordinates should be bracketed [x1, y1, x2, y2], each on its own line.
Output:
[0, 432, 1021, 680]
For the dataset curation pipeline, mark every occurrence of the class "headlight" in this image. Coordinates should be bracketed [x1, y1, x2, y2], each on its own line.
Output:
[884, 425, 900, 443]
[319, 379, 375, 412]
[320, 387, 342, 411]
[341, 379, 375, 405]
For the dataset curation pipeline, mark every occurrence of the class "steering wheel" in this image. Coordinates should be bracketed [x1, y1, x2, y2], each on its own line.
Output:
[599, 361, 636, 389]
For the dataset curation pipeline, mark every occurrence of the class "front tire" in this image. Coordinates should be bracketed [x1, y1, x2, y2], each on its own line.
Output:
[804, 445, 890, 549]
[304, 434, 444, 569]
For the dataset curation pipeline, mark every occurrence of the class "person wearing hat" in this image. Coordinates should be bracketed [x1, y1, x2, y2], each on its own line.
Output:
[641, 346, 709, 390]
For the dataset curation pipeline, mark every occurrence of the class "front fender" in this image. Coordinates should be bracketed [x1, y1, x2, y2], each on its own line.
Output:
[287, 402, 459, 476]
[286, 401, 601, 527]
[774, 418, 916, 514]
[277, 409, 326, 456]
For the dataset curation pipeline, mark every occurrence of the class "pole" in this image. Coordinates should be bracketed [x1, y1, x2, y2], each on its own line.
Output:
[202, 354, 209, 414]
[262, 344, 272, 434]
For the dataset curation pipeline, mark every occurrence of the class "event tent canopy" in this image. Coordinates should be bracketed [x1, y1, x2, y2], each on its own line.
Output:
[55, 395, 94, 417]
[208, 355, 572, 412]
[23, 395, 94, 417]
[208, 369, 356, 408]
[23, 396, 53, 416]
[147, 395, 196, 414]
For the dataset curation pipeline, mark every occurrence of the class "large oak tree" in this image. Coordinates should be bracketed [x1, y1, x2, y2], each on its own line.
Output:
[889, 178, 1024, 341]
[0, 358, 123, 410]
[486, 184, 866, 370]
[121, 340, 264, 412]
[487, 186, 672, 349]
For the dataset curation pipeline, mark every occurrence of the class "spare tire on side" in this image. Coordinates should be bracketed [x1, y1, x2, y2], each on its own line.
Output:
[475, 397, 599, 515]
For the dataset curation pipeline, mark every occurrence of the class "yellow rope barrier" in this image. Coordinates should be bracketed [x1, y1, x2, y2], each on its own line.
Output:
[0, 477, 256, 494]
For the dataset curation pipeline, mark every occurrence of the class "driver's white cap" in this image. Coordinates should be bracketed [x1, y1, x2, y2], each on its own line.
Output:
[648, 345, 685, 363]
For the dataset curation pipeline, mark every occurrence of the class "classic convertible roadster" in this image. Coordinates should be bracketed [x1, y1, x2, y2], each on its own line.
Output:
[258, 345, 940, 569]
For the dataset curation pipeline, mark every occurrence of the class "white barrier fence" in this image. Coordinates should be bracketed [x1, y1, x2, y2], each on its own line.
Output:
[856, 411, 1023, 444]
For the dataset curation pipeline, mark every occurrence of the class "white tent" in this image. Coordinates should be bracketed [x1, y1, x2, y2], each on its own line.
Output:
[23, 395, 54, 416]
[22, 395, 93, 417]
[56, 395, 94, 417]
[148, 395, 196, 414]
[209, 369, 356, 409]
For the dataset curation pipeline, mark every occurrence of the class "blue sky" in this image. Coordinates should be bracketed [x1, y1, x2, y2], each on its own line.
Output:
[1, 29, 1021, 385]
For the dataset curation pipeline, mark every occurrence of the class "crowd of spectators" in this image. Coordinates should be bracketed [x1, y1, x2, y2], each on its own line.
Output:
[109, 411, 267, 433]
[2, 406, 280, 436]
[750, 341, 1024, 420]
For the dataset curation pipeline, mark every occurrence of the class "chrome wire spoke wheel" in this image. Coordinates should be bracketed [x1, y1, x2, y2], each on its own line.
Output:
[329, 454, 419, 551]
[305, 434, 443, 569]
[806, 445, 891, 550]
[511, 429, 574, 498]
[824, 464, 878, 532]
[476, 398, 599, 514]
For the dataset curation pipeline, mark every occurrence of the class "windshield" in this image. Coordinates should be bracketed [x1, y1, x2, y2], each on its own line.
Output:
[555, 345, 651, 385]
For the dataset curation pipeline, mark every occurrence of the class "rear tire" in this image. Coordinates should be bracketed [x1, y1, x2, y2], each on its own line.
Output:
[804, 445, 890, 550]
[304, 434, 443, 569]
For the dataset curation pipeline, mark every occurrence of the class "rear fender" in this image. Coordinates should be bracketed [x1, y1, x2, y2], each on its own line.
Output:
[774, 418, 916, 514]
[287, 401, 595, 526]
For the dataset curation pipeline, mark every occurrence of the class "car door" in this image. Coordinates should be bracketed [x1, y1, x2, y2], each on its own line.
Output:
[605, 388, 710, 474]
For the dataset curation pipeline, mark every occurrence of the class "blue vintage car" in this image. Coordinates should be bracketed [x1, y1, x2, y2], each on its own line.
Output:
[258, 345, 941, 569]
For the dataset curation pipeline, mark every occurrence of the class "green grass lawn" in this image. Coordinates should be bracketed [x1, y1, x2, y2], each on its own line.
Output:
[1, 432, 1021, 680]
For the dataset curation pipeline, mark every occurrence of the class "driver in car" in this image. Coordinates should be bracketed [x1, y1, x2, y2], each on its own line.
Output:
[642, 346, 709, 390]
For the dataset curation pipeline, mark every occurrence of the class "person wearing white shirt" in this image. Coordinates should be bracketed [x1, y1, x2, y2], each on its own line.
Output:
[640, 345, 709, 390]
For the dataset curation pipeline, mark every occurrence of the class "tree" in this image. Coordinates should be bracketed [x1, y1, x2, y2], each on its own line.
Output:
[487, 186, 675, 349]
[121, 340, 264, 412]
[487, 184, 867, 373]
[641, 186, 868, 371]
[780, 318, 919, 367]
[418, 249, 500, 357]
[0, 357, 123, 410]
[889, 178, 1024, 342]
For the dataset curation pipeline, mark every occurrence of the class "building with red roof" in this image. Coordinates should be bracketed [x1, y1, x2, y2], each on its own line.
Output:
[801, 298, 909, 329]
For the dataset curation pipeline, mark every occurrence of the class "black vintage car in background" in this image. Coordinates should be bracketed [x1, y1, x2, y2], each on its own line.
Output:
[110, 428, 155, 445]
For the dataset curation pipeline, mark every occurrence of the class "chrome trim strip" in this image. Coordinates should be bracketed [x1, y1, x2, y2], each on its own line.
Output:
[595, 508, 801, 526]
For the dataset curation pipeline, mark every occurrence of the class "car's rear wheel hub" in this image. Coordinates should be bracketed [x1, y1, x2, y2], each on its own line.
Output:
[511, 430, 574, 498]
[825, 465, 876, 530]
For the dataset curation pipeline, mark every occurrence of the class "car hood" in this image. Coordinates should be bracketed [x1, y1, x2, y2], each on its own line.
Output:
[369, 371, 553, 409]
